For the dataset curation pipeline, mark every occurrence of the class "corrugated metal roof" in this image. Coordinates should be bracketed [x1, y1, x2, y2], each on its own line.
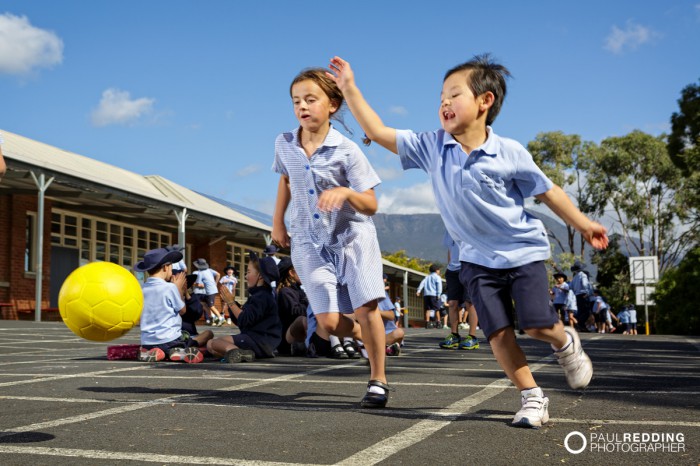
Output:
[1, 129, 271, 232]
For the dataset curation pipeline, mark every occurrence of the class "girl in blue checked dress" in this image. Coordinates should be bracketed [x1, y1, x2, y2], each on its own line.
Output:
[271, 68, 390, 408]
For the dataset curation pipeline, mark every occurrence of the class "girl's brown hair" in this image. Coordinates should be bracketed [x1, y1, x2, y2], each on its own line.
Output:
[290, 68, 354, 136]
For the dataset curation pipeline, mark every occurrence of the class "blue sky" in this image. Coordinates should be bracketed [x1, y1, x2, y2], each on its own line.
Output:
[2, 1, 699, 221]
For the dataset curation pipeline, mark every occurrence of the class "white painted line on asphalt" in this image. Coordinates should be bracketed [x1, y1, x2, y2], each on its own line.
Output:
[0, 360, 363, 439]
[0, 446, 318, 465]
[0, 365, 145, 387]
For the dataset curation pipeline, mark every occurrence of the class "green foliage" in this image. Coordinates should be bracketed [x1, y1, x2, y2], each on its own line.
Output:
[382, 250, 435, 274]
[528, 132, 597, 256]
[587, 131, 683, 272]
[591, 235, 632, 312]
[652, 246, 700, 335]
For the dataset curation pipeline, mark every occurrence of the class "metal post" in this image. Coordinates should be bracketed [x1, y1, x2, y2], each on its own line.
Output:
[402, 270, 409, 329]
[30, 171, 55, 322]
[173, 207, 188, 247]
[642, 262, 650, 335]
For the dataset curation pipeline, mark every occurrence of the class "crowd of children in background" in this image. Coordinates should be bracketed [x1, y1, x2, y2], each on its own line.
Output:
[136, 245, 407, 365]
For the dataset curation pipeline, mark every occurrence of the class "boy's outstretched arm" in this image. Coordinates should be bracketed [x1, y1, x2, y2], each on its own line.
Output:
[272, 175, 291, 248]
[328, 56, 398, 154]
[536, 184, 609, 250]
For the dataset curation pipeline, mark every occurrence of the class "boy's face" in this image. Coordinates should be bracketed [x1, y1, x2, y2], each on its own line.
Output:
[556, 276, 565, 284]
[291, 80, 338, 134]
[439, 70, 486, 135]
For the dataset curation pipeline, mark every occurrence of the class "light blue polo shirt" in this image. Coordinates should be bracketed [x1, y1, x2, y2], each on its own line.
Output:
[443, 230, 461, 271]
[417, 272, 442, 296]
[140, 277, 184, 345]
[397, 127, 553, 269]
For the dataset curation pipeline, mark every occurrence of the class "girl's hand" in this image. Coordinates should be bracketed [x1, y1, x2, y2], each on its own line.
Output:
[317, 187, 350, 212]
[327, 56, 355, 92]
[272, 222, 290, 248]
[218, 284, 235, 309]
[583, 221, 609, 250]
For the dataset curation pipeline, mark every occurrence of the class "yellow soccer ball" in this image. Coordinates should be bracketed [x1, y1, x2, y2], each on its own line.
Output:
[58, 262, 143, 342]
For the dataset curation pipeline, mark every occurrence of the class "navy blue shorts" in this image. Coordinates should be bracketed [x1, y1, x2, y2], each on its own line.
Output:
[459, 261, 559, 339]
[233, 333, 267, 358]
[142, 334, 197, 352]
[423, 295, 440, 311]
[445, 268, 471, 304]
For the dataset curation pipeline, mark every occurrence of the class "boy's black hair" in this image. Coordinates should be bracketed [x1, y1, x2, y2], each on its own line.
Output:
[444, 53, 511, 126]
[429, 264, 439, 273]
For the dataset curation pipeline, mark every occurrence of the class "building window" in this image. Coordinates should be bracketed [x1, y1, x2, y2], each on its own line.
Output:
[25, 212, 37, 273]
[50, 209, 171, 271]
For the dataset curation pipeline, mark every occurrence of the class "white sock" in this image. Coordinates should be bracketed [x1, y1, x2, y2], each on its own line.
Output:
[368, 385, 386, 395]
[329, 335, 341, 346]
[521, 387, 543, 398]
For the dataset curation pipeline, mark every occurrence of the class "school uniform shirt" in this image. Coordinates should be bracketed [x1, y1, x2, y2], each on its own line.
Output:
[236, 286, 282, 357]
[552, 282, 570, 305]
[198, 268, 219, 295]
[272, 126, 385, 312]
[617, 309, 630, 323]
[592, 296, 609, 314]
[443, 230, 461, 272]
[628, 308, 638, 323]
[396, 127, 553, 269]
[220, 275, 238, 293]
[417, 272, 442, 297]
[570, 271, 592, 296]
[566, 289, 578, 311]
[140, 277, 185, 345]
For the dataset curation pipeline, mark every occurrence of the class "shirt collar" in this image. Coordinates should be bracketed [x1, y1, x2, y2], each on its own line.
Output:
[291, 124, 343, 149]
[443, 126, 498, 157]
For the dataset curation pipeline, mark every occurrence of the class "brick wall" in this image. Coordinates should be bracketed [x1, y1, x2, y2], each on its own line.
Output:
[0, 194, 52, 312]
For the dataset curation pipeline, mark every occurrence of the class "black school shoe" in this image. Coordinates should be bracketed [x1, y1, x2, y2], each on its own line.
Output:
[224, 348, 255, 363]
[329, 344, 349, 359]
[360, 380, 392, 409]
[343, 341, 360, 359]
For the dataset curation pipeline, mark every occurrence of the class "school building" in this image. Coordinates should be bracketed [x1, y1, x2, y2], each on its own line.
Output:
[0, 129, 428, 325]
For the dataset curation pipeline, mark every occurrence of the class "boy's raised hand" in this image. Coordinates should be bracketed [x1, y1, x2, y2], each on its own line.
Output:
[583, 221, 609, 250]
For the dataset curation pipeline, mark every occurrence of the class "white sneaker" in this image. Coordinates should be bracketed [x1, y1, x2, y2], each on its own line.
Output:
[554, 327, 593, 389]
[512, 387, 549, 428]
[226, 318, 232, 325]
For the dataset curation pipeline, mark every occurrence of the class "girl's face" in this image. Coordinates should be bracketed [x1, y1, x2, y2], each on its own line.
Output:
[226, 269, 234, 276]
[291, 79, 338, 133]
[245, 264, 262, 288]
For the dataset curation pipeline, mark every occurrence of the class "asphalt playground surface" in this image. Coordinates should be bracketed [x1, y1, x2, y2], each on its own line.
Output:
[0, 320, 697, 466]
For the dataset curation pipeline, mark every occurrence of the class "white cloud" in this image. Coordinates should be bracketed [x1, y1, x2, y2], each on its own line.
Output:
[375, 166, 403, 181]
[389, 105, 408, 116]
[378, 181, 439, 214]
[235, 164, 262, 177]
[604, 21, 660, 54]
[0, 13, 63, 75]
[91, 88, 155, 127]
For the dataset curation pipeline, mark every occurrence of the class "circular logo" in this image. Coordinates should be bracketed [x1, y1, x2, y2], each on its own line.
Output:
[564, 431, 587, 454]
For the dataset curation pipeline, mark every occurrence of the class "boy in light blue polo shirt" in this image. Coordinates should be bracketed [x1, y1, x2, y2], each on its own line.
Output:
[330, 54, 609, 428]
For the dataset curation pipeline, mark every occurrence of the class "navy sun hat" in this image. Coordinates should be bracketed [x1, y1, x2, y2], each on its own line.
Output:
[223, 265, 236, 275]
[249, 251, 280, 286]
[193, 258, 209, 270]
[553, 272, 568, 280]
[134, 248, 183, 272]
[263, 244, 279, 255]
[571, 260, 586, 273]
[277, 256, 294, 282]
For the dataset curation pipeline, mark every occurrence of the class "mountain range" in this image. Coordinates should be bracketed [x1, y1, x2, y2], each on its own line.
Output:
[373, 211, 597, 274]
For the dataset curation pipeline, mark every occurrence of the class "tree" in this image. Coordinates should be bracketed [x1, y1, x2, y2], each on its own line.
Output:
[668, 79, 700, 247]
[590, 235, 631, 313]
[587, 131, 684, 273]
[382, 250, 434, 274]
[652, 246, 700, 335]
[528, 131, 597, 257]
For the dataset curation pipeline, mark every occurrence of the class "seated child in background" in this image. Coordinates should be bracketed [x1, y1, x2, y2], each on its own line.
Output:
[135, 248, 212, 363]
[378, 291, 405, 356]
[208, 251, 282, 363]
[180, 273, 214, 343]
[276, 257, 310, 356]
